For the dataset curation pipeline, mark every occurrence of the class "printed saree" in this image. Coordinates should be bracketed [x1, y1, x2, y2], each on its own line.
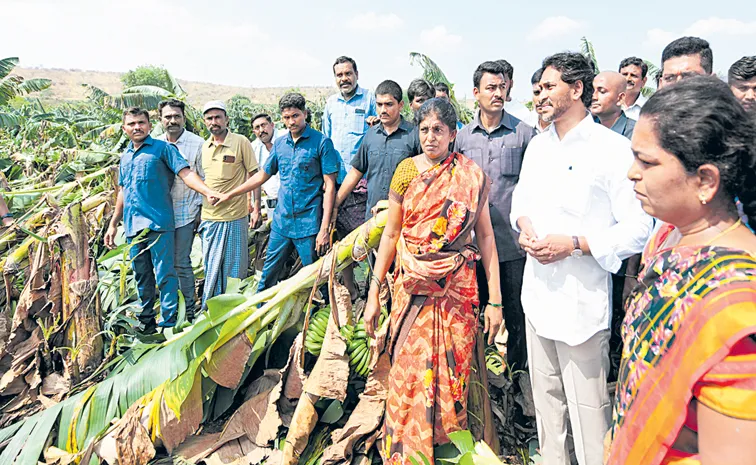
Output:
[607, 223, 756, 465]
[383, 153, 489, 465]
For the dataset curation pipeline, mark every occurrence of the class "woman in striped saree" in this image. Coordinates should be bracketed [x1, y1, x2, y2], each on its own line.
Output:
[606, 76, 756, 464]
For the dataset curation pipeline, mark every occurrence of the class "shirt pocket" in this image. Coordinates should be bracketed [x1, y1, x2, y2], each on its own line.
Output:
[220, 153, 239, 180]
[135, 154, 159, 182]
[349, 109, 367, 134]
[297, 150, 319, 177]
[501, 146, 523, 176]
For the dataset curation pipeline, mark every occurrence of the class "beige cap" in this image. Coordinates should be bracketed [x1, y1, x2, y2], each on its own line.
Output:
[202, 100, 227, 114]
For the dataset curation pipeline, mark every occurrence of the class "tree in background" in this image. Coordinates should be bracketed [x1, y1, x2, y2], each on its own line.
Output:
[120, 65, 173, 90]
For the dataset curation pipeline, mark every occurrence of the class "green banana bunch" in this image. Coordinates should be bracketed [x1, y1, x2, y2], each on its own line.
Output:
[304, 306, 331, 356]
[340, 307, 389, 378]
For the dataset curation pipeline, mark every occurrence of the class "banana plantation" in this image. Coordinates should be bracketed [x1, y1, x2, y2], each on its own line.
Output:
[0, 55, 530, 465]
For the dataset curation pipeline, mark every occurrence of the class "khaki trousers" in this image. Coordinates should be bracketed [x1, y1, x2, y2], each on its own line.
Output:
[526, 318, 611, 465]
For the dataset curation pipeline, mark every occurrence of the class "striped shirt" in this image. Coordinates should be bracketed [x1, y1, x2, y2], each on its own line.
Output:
[158, 129, 205, 228]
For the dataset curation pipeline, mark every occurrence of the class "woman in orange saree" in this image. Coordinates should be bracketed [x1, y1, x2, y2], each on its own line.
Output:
[363, 98, 503, 464]
[606, 77, 756, 465]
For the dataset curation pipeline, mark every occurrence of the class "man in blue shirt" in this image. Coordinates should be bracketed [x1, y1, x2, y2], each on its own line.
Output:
[105, 107, 218, 332]
[322, 56, 377, 298]
[214, 93, 339, 292]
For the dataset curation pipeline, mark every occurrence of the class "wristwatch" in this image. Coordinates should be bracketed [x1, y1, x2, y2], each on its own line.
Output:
[570, 236, 583, 258]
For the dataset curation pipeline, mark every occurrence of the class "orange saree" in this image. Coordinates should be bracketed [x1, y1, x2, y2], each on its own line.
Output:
[382, 153, 489, 465]
[607, 224, 756, 465]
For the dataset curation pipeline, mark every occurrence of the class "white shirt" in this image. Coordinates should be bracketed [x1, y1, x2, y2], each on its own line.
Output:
[623, 93, 648, 121]
[251, 128, 287, 199]
[510, 115, 653, 346]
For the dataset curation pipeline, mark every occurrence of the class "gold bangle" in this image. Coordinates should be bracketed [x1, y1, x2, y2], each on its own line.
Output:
[370, 275, 383, 288]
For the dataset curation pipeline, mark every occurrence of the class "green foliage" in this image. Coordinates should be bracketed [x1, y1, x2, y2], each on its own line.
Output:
[121, 65, 172, 90]
[409, 52, 473, 124]
[0, 57, 52, 107]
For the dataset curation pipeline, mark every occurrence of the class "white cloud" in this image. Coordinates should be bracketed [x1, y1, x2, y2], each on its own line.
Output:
[420, 26, 462, 47]
[347, 12, 403, 31]
[644, 17, 756, 48]
[527, 16, 584, 42]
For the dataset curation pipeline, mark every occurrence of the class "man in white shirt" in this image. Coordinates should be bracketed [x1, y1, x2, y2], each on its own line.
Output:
[619, 56, 649, 120]
[511, 52, 652, 465]
[250, 113, 285, 224]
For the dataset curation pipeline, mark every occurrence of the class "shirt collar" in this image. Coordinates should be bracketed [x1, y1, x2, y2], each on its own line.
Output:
[208, 131, 235, 148]
[611, 112, 629, 133]
[337, 85, 365, 102]
[378, 117, 413, 135]
[548, 112, 595, 142]
[626, 93, 648, 109]
[472, 110, 513, 133]
[287, 125, 313, 143]
[128, 135, 154, 152]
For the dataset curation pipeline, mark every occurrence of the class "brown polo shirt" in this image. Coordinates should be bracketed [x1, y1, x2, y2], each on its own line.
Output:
[201, 131, 259, 221]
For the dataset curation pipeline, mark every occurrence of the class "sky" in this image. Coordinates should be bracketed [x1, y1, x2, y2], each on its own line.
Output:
[3, 0, 756, 102]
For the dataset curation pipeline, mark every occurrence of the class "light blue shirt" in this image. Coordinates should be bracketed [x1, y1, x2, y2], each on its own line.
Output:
[321, 85, 377, 183]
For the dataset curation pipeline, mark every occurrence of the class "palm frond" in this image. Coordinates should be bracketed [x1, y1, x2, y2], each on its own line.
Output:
[16, 78, 52, 95]
[0, 110, 21, 128]
[579, 37, 600, 71]
[408, 52, 472, 124]
[165, 71, 186, 98]
[122, 85, 173, 97]
[0, 57, 19, 78]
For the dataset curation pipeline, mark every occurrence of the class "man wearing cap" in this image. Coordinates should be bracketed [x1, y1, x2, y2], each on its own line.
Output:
[199, 100, 261, 309]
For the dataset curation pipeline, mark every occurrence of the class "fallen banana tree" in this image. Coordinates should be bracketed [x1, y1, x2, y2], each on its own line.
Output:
[0, 210, 388, 465]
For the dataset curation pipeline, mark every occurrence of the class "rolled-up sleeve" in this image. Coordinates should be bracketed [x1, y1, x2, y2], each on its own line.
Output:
[585, 150, 653, 273]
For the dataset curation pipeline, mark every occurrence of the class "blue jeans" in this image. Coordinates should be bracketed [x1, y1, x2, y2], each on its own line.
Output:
[174, 221, 197, 318]
[258, 230, 317, 292]
[129, 229, 180, 328]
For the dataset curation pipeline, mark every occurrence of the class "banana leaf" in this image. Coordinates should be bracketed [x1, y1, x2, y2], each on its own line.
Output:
[0, 210, 388, 465]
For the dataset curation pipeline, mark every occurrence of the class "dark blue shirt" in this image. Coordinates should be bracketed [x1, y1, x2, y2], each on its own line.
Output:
[119, 136, 190, 237]
[264, 126, 340, 239]
[350, 118, 421, 219]
[593, 111, 635, 140]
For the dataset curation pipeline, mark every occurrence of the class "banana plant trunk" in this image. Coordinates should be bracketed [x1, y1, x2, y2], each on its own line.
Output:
[57, 202, 102, 382]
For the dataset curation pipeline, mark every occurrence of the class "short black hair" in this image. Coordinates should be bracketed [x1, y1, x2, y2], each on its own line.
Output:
[531, 68, 544, 85]
[619, 57, 649, 79]
[158, 99, 185, 117]
[279, 93, 306, 113]
[251, 113, 272, 125]
[333, 56, 357, 74]
[375, 80, 403, 104]
[407, 79, 435, 102]
[415, 98, 458, 132]
[122, 106, 150, 123]
[640, 75, 756, 222]
[542, 52, 596, 108]
[496, 59, 514, 80]
[434, 82, 450, 95]
[661, 36, 713, 74]
[473, 61, 505, 89]
[728, 56, 756, 84]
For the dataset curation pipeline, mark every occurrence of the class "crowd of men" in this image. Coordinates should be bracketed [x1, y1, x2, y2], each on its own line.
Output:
[108, 35, 755, 465]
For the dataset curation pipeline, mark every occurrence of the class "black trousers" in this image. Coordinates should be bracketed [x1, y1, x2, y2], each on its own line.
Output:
[477, 257, 528, 372]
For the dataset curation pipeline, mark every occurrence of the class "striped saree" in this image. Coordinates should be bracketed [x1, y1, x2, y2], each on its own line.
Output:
[607, 224, 756, 465]
[383, 153, 489, 465]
